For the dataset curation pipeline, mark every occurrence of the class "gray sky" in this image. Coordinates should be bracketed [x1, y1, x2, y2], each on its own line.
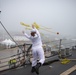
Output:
[0, 0, 76, 38]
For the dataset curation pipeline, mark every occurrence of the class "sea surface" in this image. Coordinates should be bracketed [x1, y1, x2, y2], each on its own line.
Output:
[0, 39, 76, 60]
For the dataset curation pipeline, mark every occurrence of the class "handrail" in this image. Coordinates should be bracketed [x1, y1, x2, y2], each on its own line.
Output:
[0, 44, 32, 71]
[0, 44, 32, 60]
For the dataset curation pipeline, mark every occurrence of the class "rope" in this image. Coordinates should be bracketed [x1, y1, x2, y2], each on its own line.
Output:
[0, 21, 23, 52]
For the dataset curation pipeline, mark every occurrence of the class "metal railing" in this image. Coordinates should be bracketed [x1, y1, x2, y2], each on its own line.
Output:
[0, 44, 32, 72]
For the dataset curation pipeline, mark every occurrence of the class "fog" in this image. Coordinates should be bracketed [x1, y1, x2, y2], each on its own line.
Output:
[0, 0, 76, 38]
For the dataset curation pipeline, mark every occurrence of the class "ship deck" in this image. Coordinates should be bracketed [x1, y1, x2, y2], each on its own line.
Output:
[0, 50, 76, 75]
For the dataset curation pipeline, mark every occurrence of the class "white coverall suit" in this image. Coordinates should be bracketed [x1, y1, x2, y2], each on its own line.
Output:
[24, 28, 45, 67]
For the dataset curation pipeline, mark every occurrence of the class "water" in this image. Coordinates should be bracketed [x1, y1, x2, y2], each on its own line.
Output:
[0, 39, 76, 60]
[0, 48, 18, 59]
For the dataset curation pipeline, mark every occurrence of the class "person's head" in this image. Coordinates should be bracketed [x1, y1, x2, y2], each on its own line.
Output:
[31, 29, 36, 37]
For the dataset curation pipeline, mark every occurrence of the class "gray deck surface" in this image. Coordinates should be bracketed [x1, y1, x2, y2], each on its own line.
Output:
[0, 50, 76, 75]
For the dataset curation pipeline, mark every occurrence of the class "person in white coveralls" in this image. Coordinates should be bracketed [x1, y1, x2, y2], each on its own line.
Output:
[22, 24, 45, 74]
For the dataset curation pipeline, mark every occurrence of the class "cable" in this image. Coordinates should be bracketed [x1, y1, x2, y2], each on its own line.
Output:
[0, 21, 23, 52]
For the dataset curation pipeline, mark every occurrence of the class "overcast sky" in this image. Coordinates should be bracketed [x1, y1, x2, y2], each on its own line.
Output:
[0, 0, 76, 38]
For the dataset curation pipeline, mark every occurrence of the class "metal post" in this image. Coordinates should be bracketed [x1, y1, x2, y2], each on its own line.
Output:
[0, 11, 1, 21]
[59, 39, 62, 51]
[59, 39, 62, 57]
[23, 44, 26, 60]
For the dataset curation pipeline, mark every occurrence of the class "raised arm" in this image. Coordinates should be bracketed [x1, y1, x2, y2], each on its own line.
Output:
[32, 25, 40, 36]
[22, 31, 30, 39]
